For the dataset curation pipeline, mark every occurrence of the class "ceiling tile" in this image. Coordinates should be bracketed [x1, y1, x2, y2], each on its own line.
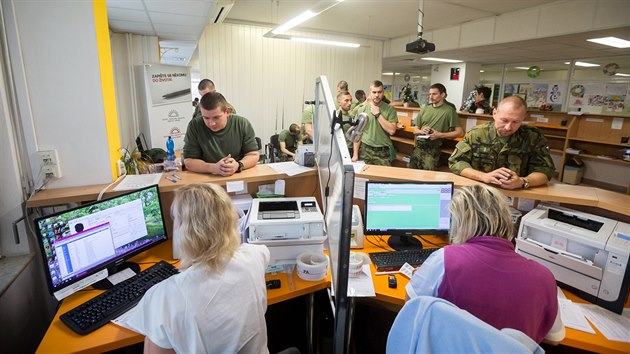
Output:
[107, 8, 150, 23]
[149, 12, 207, 27]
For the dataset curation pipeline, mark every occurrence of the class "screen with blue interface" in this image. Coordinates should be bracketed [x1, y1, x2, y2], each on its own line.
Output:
[364, 181, 453, 236]
[34, 184, 167, 294]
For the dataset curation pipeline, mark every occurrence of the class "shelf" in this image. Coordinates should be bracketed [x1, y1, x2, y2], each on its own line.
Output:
[568, 138, 630, 148]
[391, 135, 414, 145]
[550, 149, 563, 154]
[546, 135, 567, 139]
[571, 154, 630, 166]
[531, 123, 568, 130]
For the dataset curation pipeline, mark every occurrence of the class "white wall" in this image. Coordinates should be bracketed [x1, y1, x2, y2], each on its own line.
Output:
[198, 23, 383, 142]
[10, 0, 111, 188]
[110, 33, 160, 148]
[430, 63, 480, 110]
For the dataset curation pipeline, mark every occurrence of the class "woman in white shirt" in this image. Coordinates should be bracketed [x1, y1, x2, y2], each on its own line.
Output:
[121, 183, 270, 354]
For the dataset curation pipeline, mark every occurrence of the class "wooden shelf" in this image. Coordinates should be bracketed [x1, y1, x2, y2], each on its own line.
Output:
[392, 108, 630, 194]
[568, 137, 630, 148]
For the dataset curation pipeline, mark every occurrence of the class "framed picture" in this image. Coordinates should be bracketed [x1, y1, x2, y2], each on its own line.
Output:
[450, 68, 460, 80]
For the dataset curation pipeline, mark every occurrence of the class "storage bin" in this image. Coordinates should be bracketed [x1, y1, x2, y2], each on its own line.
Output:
[563, 165, 584, 185]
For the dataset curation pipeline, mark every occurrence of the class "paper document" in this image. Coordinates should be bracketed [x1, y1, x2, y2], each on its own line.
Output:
[352, 161, 366, 173]
[113, 173, 162, 191]
[347, 265, 376, 297]
[267, 162, 314, 176]
[581, 304, 630, 342]
[558, 298, 595, 333]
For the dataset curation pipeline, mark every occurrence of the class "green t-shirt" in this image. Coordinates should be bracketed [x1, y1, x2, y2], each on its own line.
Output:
[183, 114, 258, 163]
[301, 104, 314, 135]
[355, 102, 398, 147]
[278, 129, 299, 152]
[415, 103, 461, 146]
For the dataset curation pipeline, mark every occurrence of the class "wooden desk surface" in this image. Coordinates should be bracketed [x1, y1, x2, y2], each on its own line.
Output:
[36, 240, 329, 354]
[27, 165, 317, 208]
[357, 165, 628, 216]
[360, 236, 630, 354]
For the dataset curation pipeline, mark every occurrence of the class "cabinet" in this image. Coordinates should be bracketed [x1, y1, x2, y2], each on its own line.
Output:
[392, 108, 630, 194]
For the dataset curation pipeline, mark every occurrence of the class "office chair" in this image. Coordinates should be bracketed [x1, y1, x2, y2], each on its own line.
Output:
[387, 296, 544, 354]
[255, 137, 267, 163]
[268, 134, 280, 163]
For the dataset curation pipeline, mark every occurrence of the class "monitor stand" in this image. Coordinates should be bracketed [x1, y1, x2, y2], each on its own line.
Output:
[92, 262, 141, 290]
[388, 235, 423, 251]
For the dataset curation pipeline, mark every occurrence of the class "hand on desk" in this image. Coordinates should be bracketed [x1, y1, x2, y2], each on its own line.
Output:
[215, 154, 239, 176]
[482, 167, 521, 189]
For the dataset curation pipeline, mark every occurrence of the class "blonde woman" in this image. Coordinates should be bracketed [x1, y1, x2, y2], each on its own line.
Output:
[121, 183, 270, 353]
[405, 184, 564, 344]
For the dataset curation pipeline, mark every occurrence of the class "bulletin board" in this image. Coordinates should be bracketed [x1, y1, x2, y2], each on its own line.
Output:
[566, 82, 629, 116]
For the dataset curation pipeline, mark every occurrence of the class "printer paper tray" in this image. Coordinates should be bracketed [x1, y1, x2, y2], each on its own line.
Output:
[516, 239, 602, 279]
[248, 236, 326, 247]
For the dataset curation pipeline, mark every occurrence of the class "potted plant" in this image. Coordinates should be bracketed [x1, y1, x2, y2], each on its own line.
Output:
[401, 84, 415, 107]
[120, 146, 141, 175]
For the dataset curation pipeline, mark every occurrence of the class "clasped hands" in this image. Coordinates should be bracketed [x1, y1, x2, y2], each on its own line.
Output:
[214, 154, 239, 177]
[482, 167, 522, 189]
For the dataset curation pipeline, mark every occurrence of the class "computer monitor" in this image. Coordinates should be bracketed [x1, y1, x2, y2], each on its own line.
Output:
[313, 75, 355, 354]
[33, 184, 168, 299]
[364, 181, 454, 251]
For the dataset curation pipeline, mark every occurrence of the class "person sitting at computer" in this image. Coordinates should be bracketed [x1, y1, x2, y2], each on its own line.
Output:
[277, 123, 301, 161]
[405, 184, 565, 344]
[119, 183, 270, 353]
[183, 92, 259, 175]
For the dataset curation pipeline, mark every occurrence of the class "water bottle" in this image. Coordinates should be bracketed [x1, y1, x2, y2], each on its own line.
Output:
[165, 136, 176, 171]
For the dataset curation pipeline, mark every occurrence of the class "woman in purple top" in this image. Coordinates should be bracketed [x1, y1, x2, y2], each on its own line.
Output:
[406, 184, 565, 344]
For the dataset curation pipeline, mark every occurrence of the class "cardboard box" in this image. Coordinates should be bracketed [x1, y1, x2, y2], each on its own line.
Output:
[563, 165, 584, 185]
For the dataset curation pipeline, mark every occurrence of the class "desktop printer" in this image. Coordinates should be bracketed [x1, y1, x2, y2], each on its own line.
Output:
[248, 197, 326, 266]
[516, 205, 630, 314]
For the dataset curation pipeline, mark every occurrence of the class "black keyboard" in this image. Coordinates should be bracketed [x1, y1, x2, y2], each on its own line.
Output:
[369, 248, 439, 272]
[60, 261, 179, 335]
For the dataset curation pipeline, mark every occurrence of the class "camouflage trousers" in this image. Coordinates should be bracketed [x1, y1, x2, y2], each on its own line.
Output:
[410, 141, 441, 170]
[277, 153, 293, 162]
[360, 144, 392, 166]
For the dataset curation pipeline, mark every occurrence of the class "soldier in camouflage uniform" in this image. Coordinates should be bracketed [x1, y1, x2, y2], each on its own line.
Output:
[410, 84, 463, 170]
[463, 86, 493, 115]
[449, 96, 555, 189]
[337, 91, 355, 155]
[353, 80, 398, 166]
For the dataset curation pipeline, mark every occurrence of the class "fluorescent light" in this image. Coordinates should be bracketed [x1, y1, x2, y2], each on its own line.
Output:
[420, 57, 462, 63]
[514, 67, 530, 70]
[615, 73, 630, 77]
[587, 36, 630, 48]
[291, 37, 360, 48]
[574, 61, 600, 67]
[381, 72, 397, 76]
[272, 10, 316, 35]
[479, 70, 485, 73]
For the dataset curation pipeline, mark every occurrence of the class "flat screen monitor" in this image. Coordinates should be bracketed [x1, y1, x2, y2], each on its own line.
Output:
[364, 181, 454, 251]
[33, 184, 168, 299]
[313, 75, 355, 354]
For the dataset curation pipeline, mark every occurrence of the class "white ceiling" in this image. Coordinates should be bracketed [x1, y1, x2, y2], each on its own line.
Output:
[106, 0, 630, 70]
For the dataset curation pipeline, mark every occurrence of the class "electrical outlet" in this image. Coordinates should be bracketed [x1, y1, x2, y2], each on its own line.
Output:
[37, 149, 62, 178]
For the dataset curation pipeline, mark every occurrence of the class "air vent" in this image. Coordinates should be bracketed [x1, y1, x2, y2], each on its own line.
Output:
[209, 0, 234, 24]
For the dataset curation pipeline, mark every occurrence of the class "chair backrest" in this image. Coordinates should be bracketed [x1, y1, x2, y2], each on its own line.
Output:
[387, 296, 543, 354]
[255, 137, 263, 151]
[270, 134, 280, 150]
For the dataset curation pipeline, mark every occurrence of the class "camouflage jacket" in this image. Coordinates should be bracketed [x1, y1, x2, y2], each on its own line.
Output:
[448, 122, 555, 180]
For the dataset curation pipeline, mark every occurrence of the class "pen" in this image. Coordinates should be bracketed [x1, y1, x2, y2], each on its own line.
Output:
[164, 176, 177, 183]
[172, 173, 182, 180]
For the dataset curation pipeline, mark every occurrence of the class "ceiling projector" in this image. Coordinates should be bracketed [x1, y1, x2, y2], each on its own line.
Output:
[406, 37, 435, 54]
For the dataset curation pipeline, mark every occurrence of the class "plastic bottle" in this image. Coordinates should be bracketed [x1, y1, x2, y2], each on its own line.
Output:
[165, 136, 176, 171]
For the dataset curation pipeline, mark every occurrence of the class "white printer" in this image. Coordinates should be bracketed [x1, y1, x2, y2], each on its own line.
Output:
[516, 205, 630, 314]
[248, 197, 326, 266]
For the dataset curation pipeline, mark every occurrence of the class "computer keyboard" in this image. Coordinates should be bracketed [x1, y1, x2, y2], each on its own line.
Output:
[60, 260, 179, 335]
[369, 248, 439, 272]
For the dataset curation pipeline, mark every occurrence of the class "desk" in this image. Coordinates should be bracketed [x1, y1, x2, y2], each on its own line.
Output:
[359, 236, 630, 354]
[36, 239, 330, 354]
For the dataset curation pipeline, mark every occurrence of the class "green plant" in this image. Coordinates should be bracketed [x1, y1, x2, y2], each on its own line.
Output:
[120, 146, 141, 175]
[402, 84, 414, 103]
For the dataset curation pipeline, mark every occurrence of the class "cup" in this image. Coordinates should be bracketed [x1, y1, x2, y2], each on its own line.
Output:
[475, 108, 485, 114]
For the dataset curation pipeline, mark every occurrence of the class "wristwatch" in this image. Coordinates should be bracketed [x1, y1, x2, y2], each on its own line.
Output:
[237, 161, 244, 173]
[374, 112, 381, 118]
[521, 177, 530, 189]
